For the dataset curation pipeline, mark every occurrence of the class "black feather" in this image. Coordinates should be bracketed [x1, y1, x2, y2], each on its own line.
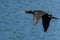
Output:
[42, 14, 51, 32]
[24, 10, 58, 32]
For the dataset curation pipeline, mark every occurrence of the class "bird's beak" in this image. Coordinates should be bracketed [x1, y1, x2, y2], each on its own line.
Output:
[22, 10, 27, 14]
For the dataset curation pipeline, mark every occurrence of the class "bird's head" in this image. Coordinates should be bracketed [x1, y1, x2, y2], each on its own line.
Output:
[24, 10, 33, 14]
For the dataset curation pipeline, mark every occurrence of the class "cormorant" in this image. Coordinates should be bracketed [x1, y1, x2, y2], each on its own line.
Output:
[24, 10, 58, 32]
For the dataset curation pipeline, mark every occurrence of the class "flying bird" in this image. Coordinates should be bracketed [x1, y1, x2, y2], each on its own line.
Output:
[24, 10, 58, 32]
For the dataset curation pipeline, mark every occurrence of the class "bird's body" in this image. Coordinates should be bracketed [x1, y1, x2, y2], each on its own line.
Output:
[24, 10, 58, 32]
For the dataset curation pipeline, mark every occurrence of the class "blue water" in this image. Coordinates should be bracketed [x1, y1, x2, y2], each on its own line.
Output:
[0, 0, 60, 40]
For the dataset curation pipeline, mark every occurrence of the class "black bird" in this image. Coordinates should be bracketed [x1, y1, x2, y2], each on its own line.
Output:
[24, 10, 58, 32]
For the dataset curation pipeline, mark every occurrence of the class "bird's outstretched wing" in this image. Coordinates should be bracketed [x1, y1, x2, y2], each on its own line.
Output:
[42, 14, 51, 32]
[33, 13, 40, 25]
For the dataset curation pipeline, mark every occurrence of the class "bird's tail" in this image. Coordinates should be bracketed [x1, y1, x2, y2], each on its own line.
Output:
[52, 17, 58, 19]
